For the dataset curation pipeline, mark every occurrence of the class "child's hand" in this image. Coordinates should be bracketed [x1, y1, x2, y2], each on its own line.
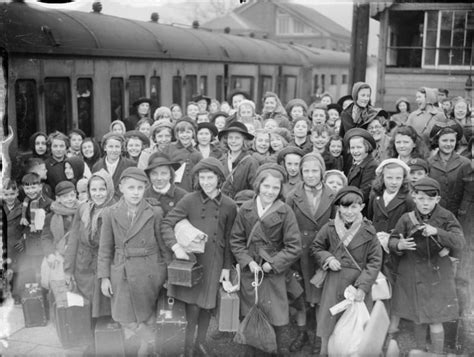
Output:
[422, 224, 438, 237]
[173, 245, 190, 260]
[328, 258, 341, 271]
[20, 218, 29, 226]
[397, 234, 416, 251]
[354, 288, 366, 302]
[219, 269, 230, 283]
[14, 240, 24, 252]
[248, 261, 262, 274]
[262, 262, 272, 273]
[101, 278, 113, 297]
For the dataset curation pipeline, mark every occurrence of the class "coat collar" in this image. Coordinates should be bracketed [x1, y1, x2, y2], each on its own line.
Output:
[292, 182, 334, 223]
[430, 152, 465, 171]
[112, 198, 154, 241]
[374, 191, 406, 216]
[328, 219, 374, 250]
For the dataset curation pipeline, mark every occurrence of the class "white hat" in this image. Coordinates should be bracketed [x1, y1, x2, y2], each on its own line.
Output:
[375, 158, 410, 176]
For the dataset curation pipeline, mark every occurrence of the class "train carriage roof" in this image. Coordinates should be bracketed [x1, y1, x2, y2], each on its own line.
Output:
[0, 2, 321, 66]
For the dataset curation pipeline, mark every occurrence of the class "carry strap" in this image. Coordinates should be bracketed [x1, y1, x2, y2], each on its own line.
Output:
[342, 243, 363, 272]
[252, 270, 264, 305]
[408, 211, 420, 227]
[225, 155, 250, 185]
[246, 200, 284, 247]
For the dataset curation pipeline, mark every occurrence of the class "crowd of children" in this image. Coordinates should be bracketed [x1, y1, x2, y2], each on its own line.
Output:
[2, 84, 473, 356]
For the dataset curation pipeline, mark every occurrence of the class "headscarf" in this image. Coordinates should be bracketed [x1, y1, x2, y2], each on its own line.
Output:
[261, 91, 287, 118]
[65, 156, 85, 184]
[29, 131, 49, 158]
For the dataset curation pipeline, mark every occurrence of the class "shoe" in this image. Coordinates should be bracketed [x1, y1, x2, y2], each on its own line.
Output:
[312, 336, 322, 355]
[289, 331, 309, 352]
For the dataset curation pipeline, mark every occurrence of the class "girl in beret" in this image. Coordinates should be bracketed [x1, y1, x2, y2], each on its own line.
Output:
[196, 122, 223, 160]
[231, 163, 302, 356]
[312, 186, 382, 355]
[124, 130, 150, 163]
[161, 158, 237, 356]
[286, 99, 308, 122]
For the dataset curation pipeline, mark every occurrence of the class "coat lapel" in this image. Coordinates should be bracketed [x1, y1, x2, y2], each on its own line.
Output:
[314, 186, 335, 222]
[347, 223, 372, 250]
[385, 193, 405, 213]
[124, 201, 154, 242]
[374, 196, 388, 218]
[292, 183, 316, 223]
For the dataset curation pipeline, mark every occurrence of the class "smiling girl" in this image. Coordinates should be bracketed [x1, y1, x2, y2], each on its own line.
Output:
[251, 129, 275, 165]
[45, 131, 70, 193]
[388, 125, 429, 163]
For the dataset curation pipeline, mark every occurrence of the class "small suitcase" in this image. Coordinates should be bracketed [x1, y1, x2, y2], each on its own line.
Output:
[155, 296, 187, 356]
[218, 288, 240, 332]
[167, 259, 203, 287]
[49, 280, 93, 348]
[95, 316, 125, 357]
[21, 283, 48, 327]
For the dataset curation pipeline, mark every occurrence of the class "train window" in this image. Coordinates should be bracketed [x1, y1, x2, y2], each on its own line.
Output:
[259, 76, 273, 103]
[321, 74, 326, 92]
[342, 74, 348, 85]
[230, 76, 254, 100]
[128, 76, 145, 115]
[282, 75, 297, 104]
[313, 75, 319, 94]
[330, 75, 337, 86]
[172, 76, 182, 105]
[215, 76, 223, 102]
[110, 78, 124, 122]
[77, 78, 93, 137]
[150, 76, 161, 111]
[185, 75, 197, 104]
[15, 80, 38, 151]
[199, 76, 208, 95]
[44, 77, 72, 135]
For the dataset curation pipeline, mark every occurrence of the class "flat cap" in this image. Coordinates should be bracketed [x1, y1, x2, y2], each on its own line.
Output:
[333, 186, 364, 206]
[55, 181, 76, 197]
[119, 167, 149, 183]
[412, 177, 440, 193]
[407, 158, 429, 173]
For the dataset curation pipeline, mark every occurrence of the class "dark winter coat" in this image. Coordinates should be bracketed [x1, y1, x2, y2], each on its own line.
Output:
[346, 155, 377, 208]
[144, 184, 188, 217]
[339, 102, 380, 139]
[97, 198, 170, 323]
[459, 165, 474, 249]
[220, 151, 259, 199]
[388, 205, 464, 324]
[162, 141, 203, 192]
[92, 157, 136, 200]
[311, 219, 382, 338]
[286, 183, 335, 303]
[161, 191, 237, 309]
[428, 152, 471, 215]
[231, 199, 302, 326]
[289, 137, 313, 154]
[4, 200, 25, 271]
[45, 157, 67, 194]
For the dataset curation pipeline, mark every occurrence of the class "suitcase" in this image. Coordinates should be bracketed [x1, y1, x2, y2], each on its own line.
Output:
[21, 283, 48, 327]
[155, 296, 187, 356]
[167, 259, 203, 287]
[49, 280, 93, 348]
[95, 316, 125, 357]
[218, 288, 240, 332]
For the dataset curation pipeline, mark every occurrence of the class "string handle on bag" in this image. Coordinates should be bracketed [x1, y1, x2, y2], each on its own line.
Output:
[252, 270, 264, 305]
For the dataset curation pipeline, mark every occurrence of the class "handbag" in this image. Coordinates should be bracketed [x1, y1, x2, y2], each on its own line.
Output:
[310, 268, 328, 288]
[341, 243, 391, 300]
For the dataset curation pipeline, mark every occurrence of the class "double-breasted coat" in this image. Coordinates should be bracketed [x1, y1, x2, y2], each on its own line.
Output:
[144, 184, 188, 217]
[388, 205, 465, 324]
[428, 152, 471, 215]
[4, 199, 24, 271]
[346, 155, 377, 209]
[92, 157, 136, 200]
[220, 151, 259, 199]
[311, 219, 382, 338]
[64, 201, 113, 318]
[97, 198, 170, 323]
[163, 141, 203, 193]
[230, 199, 302, 326]
[161, 191, 237, 309]
[286, 183, 335, 303]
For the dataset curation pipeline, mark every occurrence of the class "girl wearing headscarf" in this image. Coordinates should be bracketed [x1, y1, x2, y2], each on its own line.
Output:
[261, 91, 291, 128]
[161, 158, 237, 356]
[390, 97, 410, 126]
[64, 155, 90, 186]
[64, 170, 116, 321]
[81, 138, 102, 172]
[451, 97, 473, 155]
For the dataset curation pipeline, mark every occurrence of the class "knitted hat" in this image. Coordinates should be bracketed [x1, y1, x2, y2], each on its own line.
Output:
[191, 157, 226, 181]
[412, 177, 441, 194]
[119, 167, 149, 183]
[55, 181, 76, 197]
[375, 158, 411, 176]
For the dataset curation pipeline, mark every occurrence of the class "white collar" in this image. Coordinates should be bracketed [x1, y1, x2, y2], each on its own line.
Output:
[256, 196, 271, 218]
[153, 182, 171, 194]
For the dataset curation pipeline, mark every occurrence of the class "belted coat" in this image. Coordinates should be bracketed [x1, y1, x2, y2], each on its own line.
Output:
[286, 183, 335, 303]
[97, 198, 170, 323]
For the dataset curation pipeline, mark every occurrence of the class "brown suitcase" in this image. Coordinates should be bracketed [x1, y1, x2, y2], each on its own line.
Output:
[155, 296, 187, 356]
[218, 288, 240, 332]
[21, 283, 48, 327]
[94, 316, 125, 356]
[167, 259, 203, 287]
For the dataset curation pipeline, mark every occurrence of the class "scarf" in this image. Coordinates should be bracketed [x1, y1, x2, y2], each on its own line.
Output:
[79, 202, 106, 247]
[334, 210, 363, 246]
[49, 200, 79, 254]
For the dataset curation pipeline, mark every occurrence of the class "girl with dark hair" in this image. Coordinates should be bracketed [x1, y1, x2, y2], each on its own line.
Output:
[231, 163, 302, 356]
[390, 97, 411, 126]
[81, 138, 101, 171]
[64, 155, 88, 186]
[45, 131, 70, 192]
[451, 97, 473, 155]
[161, 157, 237, 357]
[387, 125, 430, 162]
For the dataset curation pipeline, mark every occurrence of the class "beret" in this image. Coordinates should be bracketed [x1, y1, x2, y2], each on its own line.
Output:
[412, 177, 440, 193]
[327, 103, 342, 114]
[124, 130, 150, 147]
[174, 116, 197, 132]
[55, 181, 76, 197]
[191, 157, 226, 180]
[276, 146, 305, 165]
[333, 186, 364, 206]
[285, 98, 308, 113]
[375, 158, 410, 176]
[210, 111, 229, 124]
[407, 158, 429, 172]
[197, 122, 219, 137]
[119, 167, 149, 183]
[145, 152, 181, 173]
[344, 128, 376, 150]
[256, 163, 288, 183]
[429, 123, 463, 142]
[101, 132, 125, 147]
[234, 189, 255, 204]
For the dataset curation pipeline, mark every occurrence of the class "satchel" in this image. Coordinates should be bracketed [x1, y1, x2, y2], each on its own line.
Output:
[371, 271, 391, 300]
[310, 268, 328, 288]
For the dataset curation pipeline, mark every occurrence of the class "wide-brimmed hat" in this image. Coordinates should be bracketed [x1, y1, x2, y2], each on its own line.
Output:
[191, 157, 226, 180]
[344, 128, 376, 149]
[197, 122, 219, 137]
[218, 121, 254, 141]
[133, 97, 152, 107]
[145, 152, 181, 173]
[276, 146, 305, 165]
[124, 130, 150, 147]
[333, 186, 364, 206]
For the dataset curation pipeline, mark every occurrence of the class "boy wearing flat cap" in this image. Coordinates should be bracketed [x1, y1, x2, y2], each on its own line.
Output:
[388, 177, 465, 354]
[98, 167, 170, 355]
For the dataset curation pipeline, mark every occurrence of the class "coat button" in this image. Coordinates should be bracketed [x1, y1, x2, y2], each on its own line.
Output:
[169, 202, 174, 207]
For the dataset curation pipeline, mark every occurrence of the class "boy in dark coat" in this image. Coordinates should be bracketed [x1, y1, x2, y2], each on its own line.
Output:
[388, 177, 465, 354]
[98, 167, 169, 355]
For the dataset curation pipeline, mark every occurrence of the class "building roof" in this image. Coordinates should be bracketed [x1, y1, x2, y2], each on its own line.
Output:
[202, 12, 264, 34]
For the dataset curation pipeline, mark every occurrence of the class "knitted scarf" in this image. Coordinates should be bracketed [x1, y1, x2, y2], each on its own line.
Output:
[334, 210, 363, 247]
[49, 200, 79, 254]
